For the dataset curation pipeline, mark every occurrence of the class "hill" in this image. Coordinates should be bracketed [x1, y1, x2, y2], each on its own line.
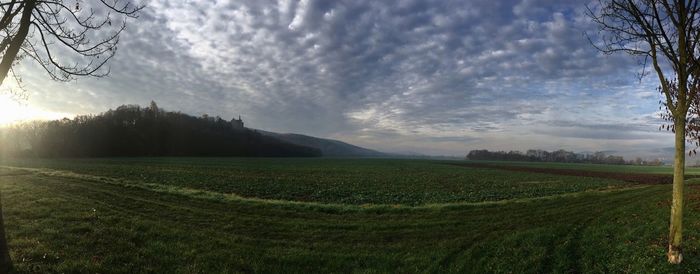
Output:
[0, 103, 321, 158]
[258, 130, 387, 157]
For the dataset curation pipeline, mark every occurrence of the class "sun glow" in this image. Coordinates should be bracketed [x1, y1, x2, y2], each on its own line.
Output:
[0, 94, 72, 126]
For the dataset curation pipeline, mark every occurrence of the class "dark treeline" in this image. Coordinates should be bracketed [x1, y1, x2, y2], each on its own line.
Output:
[466, 149, 664, 166]
[0, 102, 321, 158]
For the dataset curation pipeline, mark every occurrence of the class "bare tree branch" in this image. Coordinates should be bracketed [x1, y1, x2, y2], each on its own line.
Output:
[0, 0, 143, 84]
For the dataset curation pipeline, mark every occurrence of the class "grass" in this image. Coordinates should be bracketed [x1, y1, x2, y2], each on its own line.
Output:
[0, 158, 699, 272]
[0, 158, 628, 205]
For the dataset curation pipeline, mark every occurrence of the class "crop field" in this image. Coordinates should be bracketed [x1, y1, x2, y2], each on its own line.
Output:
[1, 158, 700, 272]
[0, 158, 634, 205]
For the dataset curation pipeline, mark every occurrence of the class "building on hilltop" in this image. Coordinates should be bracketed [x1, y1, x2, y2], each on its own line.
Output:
[231, 115, 244, 129]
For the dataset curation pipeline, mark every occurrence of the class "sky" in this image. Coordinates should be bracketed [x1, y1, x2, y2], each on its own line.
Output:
[0, 0, 680, 159]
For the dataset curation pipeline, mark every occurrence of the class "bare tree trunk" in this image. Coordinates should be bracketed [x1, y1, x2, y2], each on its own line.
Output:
[0, 3, 33, 273]
[0, 191, 11, 274]
[668, 119, 686, 264]
[0, 0, 34, 86]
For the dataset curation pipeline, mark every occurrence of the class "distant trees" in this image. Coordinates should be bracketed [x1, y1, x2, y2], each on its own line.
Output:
[0, 103, 322, 158]
[588, 0, 700, 263]
[466, 149, 663, 166]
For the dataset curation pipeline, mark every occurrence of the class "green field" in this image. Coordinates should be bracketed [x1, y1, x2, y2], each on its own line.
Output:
[1, 158, 699, 273]
[0, 158, 633, 205]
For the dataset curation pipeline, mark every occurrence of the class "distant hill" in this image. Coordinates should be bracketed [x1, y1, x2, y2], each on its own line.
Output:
[258, 130, 387, 157]
[0, 102, 393, 158]
[0, 103, 321, 158]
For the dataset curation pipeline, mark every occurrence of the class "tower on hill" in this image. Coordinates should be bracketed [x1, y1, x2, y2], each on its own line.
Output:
[231, 115, 244, 129]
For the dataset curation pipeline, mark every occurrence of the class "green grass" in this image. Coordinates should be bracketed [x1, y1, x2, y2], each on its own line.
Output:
[0, 158, 628, 205]
[0, 158, 699, 273]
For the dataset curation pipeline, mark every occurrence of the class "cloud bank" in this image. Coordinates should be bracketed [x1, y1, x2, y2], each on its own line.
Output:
[10, 0, 675, 158]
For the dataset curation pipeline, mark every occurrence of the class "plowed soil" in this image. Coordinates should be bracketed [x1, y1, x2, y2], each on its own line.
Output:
[456, 163, 688, 185]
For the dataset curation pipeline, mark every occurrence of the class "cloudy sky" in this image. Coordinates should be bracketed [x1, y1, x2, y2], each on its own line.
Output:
[2, 0, 679, 158]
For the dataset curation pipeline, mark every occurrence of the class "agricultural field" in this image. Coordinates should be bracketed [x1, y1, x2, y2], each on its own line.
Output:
[0, 158, 700, 272]
[466, 160, 700, 175]
[0, 158, 635, 205]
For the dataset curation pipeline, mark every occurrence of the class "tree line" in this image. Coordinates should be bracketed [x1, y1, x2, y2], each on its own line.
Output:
[0, 102, 321, 158]
[466, 149, 664, 166]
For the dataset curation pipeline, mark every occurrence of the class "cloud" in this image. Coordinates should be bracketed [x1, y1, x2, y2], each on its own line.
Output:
[11, 0, 672, 157]
[534, 121, 660, 140]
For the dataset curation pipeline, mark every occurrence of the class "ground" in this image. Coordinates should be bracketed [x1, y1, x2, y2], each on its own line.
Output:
[0, 158, 699, 273]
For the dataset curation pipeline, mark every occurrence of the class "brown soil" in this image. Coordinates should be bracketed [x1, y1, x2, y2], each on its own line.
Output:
[687, 184, 700, 209]
[454, 163, 686, 185]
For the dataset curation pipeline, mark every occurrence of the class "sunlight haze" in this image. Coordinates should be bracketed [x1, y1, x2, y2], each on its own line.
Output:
[0, 94, 70, 126]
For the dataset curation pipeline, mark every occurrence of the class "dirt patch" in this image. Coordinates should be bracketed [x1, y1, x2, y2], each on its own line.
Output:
[454, 163, 681, 185]
[687, 184, 700, 210]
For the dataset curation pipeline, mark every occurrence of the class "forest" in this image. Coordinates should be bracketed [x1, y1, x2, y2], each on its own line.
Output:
[0, 102, 321, 158]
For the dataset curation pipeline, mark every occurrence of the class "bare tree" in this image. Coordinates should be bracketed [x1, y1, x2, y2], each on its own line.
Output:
[0, 0, 142, 272]
[588, 0, 700, 264]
